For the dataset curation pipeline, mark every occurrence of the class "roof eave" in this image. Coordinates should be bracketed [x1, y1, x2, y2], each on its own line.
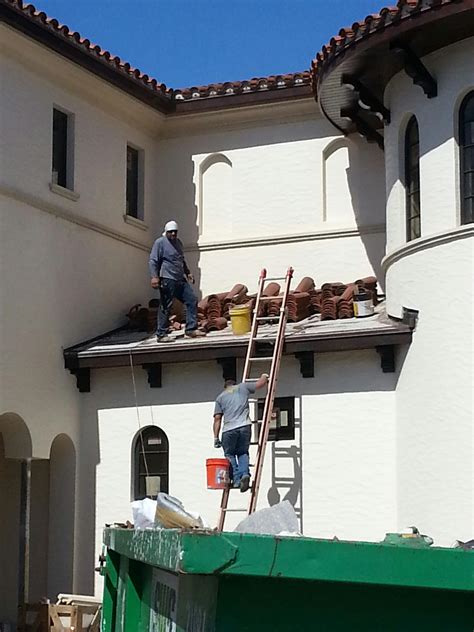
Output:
[0, 1, 174, 114]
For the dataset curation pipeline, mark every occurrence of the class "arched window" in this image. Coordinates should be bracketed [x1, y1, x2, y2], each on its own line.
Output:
[133, 426, 169, 500]
[459, 92, 474, 225]
[405, 117, 421, 241]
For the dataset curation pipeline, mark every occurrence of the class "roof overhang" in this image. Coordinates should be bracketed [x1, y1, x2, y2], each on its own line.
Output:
[312, 0, 474, 143]
[63, 310, 414, 392]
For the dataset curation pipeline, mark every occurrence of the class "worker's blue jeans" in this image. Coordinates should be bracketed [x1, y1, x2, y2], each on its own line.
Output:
[157, 278, 198, 337]
[221, 425, 251, 485]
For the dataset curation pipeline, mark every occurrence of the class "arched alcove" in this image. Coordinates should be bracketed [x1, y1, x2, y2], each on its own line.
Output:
[322, 138, 355, 226]
[0, 412, 32, 459]
[199, 153, 232, 240]
[48, 434, 76, 598]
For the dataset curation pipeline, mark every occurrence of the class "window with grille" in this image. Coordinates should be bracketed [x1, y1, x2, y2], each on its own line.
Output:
[405, 116, 421, 241]
[459, 92, 474, 225]
[133, 426, 169, 499]
[52, 107, 74, 189]
[126, 145, 143, 219]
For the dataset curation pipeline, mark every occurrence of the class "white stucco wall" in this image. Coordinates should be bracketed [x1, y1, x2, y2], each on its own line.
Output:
[86, 350, 397, 594]
[157, 111, 386, 294]
[384, 37, 474, 545]
[0, 26, 164, 611]
[385, 37, 474, 250]
[0, 28, 161, 457]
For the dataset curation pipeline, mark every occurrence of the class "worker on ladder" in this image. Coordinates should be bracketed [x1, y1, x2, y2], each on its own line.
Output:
[213, 373, 269, 492]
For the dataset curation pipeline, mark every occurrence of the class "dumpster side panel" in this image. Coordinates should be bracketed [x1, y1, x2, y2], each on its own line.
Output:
[215, 576, 474, 632]
[143, 567, 218, 632]
[102, 550, 120, 632]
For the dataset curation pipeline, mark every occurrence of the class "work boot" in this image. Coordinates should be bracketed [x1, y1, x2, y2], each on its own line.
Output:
[156, 335, 174, 343]
[185, 329, 206, 338]
[240, 475, 250, 493]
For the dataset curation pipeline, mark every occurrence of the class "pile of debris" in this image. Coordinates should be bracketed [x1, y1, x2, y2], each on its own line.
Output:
[126, 275, 378, 333]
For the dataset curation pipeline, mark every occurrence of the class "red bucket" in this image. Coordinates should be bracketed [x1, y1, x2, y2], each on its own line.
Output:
[206, 458, 230, 489]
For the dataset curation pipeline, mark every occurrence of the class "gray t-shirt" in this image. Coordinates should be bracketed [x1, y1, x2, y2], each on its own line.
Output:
[214, 382, 257, 433]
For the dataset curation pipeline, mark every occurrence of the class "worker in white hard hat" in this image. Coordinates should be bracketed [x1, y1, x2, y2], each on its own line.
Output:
[149, 220, 205, 342]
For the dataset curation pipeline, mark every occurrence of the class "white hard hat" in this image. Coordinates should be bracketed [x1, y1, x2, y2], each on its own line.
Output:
[164, 220, 178, 232]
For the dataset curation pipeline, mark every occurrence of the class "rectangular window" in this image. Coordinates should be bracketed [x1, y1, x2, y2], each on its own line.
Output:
[126, 145, 144, 219]
[52, 107, 73, 190]
[256, 397, 295, 442]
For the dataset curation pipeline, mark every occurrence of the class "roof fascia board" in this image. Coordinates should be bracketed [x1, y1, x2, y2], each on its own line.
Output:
[63, 327, 412, 370]
[0, 2, 173, 114]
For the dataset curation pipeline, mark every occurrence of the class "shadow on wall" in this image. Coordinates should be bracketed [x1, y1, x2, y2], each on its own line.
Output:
[321, 134, 385, 287]
[267, 395, 303, 531]
[154, 119, 332, 301]
[0, 413, 31, 624]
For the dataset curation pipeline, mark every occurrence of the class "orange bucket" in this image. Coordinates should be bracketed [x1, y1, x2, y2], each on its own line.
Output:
[206, 458, 230, 489]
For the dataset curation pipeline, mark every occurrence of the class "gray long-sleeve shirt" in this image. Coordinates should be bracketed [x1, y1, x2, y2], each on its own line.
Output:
[149, 236, 190, 281]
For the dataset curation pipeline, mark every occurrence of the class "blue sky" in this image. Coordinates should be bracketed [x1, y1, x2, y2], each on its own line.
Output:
[33, 0, 385, 88]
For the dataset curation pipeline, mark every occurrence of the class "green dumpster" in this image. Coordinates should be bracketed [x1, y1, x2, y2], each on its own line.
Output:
[101, 528, 474, 632]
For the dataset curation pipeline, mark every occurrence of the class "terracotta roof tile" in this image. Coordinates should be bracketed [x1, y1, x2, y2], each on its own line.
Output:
[311, 0, 466, 89]
[173, 72, 311, 102]
[1, 0, 310, 108]
[2, 0, 171, 96]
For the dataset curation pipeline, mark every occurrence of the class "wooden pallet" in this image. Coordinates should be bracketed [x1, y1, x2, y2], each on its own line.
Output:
[18, 603, 100, 632]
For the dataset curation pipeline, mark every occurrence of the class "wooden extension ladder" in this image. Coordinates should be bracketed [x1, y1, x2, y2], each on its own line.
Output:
[217, 267, 294, 531]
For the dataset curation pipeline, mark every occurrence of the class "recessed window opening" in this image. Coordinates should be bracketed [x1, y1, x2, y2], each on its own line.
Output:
[126, 145, 144, 219]
[459, 92, 474, 225]
[133, 426, 169, 500]
[256, 397, 295, 442]
[52, 107, 74, 190]
[405, 116, 421, 241]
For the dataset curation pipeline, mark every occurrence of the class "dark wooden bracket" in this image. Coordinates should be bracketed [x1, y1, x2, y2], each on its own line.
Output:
[402, 307, 419, 330]
[217, 357, 237, 381]
[376, 346, 396, 373]
[70, 368, 90, 393]
[295, 351, 314, 378]
[142, 363, 162, 388]
[341, 106, 384, 149]
[342, 76, 391, 123]
[391, 42, 437, 98]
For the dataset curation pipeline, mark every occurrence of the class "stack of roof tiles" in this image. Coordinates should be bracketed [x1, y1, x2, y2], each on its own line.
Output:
[126, 275, 378, 333]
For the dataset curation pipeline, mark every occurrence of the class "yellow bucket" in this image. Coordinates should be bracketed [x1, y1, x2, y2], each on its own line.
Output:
[229, 305, 251, 335]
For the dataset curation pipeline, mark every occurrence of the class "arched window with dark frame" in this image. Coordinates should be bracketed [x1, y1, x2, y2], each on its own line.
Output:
[133, 426, 169, 500]
[405, 116, 421, 241]
[459, 92, 474, 225]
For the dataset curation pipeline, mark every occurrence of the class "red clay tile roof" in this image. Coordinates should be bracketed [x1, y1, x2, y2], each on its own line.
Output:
[173, 73, 311, 102]
[1, 0, 171, 97]
[3, 0, 467, 110]
[310, 0, 469, 90]
[0, 0, 310, 109]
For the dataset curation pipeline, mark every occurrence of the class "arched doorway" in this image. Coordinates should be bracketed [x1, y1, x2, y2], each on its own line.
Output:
[0, 413, 32, 626]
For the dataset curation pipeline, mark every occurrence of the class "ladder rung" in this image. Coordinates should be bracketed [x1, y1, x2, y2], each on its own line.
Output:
[223, 508, 247, 512]
[249, 356, 274, 362]
[256, 316, 281, 322]
[258, 296, 279, 301]
[264, 276, 286, 282]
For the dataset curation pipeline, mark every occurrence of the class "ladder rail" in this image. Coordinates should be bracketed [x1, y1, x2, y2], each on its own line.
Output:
[217, 266, 293, 531]
[248, 269, 293, 514]
[242, 268, 267, 381]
